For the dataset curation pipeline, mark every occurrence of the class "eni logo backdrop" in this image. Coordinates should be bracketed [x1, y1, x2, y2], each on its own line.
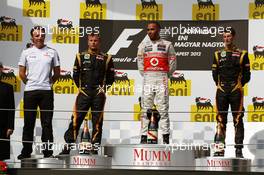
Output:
[23, 0, 50, 18]
[80, 0, 107, 19]
[52, 70, 78, 94]
[169, 71, 191, 96]
[249, 0, 264, 19]
[248, 97, 264, 122]
[250, 45, 264, 70]
[52, 19, 79, 44]
[136, 0, 163, 20]
[107, 71, 134, 96]
[0, 16, 22, 42]
[1, 67, 21, 92]
[190, 97, 216, 122]
[192, 0, 219, 20]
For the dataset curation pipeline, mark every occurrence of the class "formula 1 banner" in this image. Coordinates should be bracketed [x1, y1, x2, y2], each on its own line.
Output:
[79, 20, 248, 70]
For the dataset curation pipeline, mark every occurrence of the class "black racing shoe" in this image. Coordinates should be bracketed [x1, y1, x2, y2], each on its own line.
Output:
[163, 134, 170, 144]
[213, 150, 225, 157]
[236, 148, 244, 158]
[58, 145, 71, 155]
[44, 153, 54, 158]
[17, 154, 31, 160]
[140, 135, 147, 144]
[91, 150, 98, 155]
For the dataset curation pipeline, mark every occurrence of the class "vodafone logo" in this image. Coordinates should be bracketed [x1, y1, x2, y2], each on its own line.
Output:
[150, 57, 159, 66]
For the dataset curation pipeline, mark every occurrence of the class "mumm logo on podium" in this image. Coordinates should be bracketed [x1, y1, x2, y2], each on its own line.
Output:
[133, 148, 171, 166]
[207, 159, 231, 167]
[73, 157, 96, 166]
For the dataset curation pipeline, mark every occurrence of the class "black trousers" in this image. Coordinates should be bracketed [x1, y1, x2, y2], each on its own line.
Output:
[22, 90, 54, 156]
[214, 88, 244, 149]
[64, 92, 106, 145]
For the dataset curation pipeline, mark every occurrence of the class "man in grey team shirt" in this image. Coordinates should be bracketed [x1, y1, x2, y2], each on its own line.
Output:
[18, 26, 60, 159]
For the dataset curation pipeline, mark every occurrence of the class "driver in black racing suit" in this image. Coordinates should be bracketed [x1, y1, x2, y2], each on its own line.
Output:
[212, 28, 251, 158]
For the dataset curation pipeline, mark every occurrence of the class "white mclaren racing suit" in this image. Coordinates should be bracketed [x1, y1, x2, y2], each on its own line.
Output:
[137, 38, 177, 135]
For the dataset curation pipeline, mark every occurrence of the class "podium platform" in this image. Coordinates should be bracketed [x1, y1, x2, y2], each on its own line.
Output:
[15, 144, 254, 173]
[104, 144, 209, 170]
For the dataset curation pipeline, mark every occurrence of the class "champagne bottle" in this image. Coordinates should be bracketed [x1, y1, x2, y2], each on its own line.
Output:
[79, 119, 91, 154]
[147, 107, 160, 144]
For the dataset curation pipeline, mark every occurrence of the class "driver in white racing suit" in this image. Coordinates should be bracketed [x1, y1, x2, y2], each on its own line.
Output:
[137, 21, 177, 144]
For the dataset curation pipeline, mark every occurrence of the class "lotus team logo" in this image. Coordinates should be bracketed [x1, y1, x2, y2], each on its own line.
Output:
[80, 0, 106, 19]
[190, 97, 216, 122]
[23, 0, 50, 17]
[248, 96, 264, 122]
[169, 71, 191, 96]
[249, 0, 264, 19]
[136, 0, 163, 20]
[0, 16, 22, 41]
[52, 19, 79, 44]
[53, 70, 78, 94]
[0, 66, 21, 92]
[107, 71, 134, 96]
[249, 45, 264, 70]
[192, 0, 219, 20]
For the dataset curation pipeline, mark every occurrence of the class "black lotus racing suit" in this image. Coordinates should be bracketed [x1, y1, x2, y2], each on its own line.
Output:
[64, 50, 115, 145]
[212, 47, 251, 149]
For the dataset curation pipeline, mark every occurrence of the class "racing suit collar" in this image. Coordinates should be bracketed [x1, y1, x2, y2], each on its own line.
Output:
[87, 48, 100, 55]
[149, 37, 161, 44]
[224, 44, 237, 52]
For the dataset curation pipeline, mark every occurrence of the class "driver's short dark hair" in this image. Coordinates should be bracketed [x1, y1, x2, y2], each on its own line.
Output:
[147, 21, 161, 29]
[224, 27, 236, 36]
[30, 26, 46, 37]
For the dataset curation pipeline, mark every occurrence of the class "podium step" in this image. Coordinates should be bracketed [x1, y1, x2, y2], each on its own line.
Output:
[195, 157, 251, 171]
[104, 144, 209, 170]
[21, 158, 64, 168]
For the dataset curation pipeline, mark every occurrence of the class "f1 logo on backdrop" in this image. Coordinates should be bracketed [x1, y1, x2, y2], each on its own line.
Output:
[80, 0, 107, 19]
[249, 0, 264, 19]
[248, 97, 264, 122]
[169, 71, 191, 96]
[52, 19, 79, 44]
[79, 20, 248, 70]
[108, 29, 145, 55]
[52, 70, 78, 94]
[192, 0, 219, 20]
[136, 0, 163, 20]
[249, 45, 264, 70]
[107, 71, 135, 96]
[0, 16, 22, 42]
[190, 97, 216, 122]
[0, 66, 21, 92]
[23, 0, 50, 18]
